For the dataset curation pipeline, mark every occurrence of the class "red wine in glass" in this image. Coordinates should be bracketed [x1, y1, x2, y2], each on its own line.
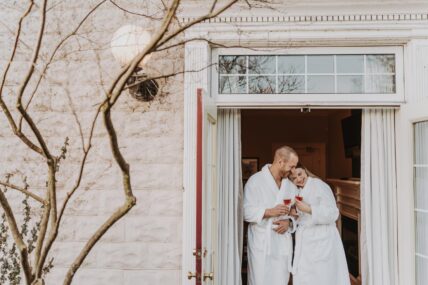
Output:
[295, 195, 303, 201]
[283, 199, 291, 206]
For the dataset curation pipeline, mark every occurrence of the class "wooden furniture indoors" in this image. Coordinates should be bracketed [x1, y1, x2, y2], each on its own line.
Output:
[326, 179, 361, 285]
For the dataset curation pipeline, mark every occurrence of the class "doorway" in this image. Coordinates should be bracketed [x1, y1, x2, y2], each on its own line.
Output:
[240, 108, 362, 285]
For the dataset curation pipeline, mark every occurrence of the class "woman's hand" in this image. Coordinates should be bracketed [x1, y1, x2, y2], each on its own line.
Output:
[289, 207, 299, 219]
[295, 200, 312, 214]
[273, 220, 290, 234]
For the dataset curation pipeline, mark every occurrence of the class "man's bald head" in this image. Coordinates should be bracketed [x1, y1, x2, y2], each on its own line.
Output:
[273, 146, 298, 163]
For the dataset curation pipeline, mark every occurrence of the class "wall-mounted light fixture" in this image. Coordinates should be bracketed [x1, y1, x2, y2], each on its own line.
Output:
[111, 25, 158, 101]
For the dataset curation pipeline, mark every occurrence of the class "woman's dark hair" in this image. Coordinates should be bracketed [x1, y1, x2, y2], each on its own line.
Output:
[295, 162, 305, 170]
[291, 162, 319, 178]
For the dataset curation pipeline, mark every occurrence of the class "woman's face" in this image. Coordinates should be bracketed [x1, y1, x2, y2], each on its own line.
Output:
[289, 168, 308, 188]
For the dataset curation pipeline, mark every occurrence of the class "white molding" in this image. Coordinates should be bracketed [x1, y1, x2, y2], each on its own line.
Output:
[182, 40, 211, 285]
[181, 12, 428, 24]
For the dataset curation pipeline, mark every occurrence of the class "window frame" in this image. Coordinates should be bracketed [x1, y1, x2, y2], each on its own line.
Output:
[212, 46, 404, 107]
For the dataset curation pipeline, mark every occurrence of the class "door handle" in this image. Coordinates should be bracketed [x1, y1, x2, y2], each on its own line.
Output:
[203, 272, 214, 281]
[187, 271, 200, 281]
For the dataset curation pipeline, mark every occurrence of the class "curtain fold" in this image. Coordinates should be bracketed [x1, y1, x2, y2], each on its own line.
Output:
[361, 109, 398, 285]
[217, 109, 243, 285]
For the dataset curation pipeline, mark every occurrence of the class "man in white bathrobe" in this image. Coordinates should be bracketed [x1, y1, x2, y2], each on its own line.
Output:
[243, 146, 299, 285]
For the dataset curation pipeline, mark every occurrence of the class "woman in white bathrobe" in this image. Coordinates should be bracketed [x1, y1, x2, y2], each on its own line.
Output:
[289, 163, 350, 285]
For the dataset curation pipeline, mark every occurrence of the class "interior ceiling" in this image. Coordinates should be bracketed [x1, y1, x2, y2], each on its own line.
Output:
[241, 109, 350, 118]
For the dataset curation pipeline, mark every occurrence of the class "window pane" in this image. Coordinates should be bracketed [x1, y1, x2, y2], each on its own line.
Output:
[416, 212, 428, 256]
[217, 53, 397, 95]
[219, 56, 246, 74]
[415, 168, 428, 210]
[417, 255, 428, 285]
[366, 55, 395, 73]
[415, 120, 428, 285]
[307, 75, 334, 93]
[219, 76, 246, 94]
[248, 56, 275, 74]
[307, 55, 334, 73]
[249, 76, 276, 94]
[366, 75, 395, 93]
[337, 55, 364, 73]
[278, 75, 305, 93]
[278, 56, 305, 74]
[337, 75, 364, 93]
[415, 121, 428, 164]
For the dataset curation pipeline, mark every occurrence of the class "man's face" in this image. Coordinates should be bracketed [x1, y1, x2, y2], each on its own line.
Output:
[280, 154, 298, 178]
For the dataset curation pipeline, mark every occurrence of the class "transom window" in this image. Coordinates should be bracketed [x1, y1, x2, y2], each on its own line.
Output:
[218, 54, 396, 94]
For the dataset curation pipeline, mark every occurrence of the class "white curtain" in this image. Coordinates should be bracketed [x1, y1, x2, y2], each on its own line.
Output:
[217, 109, 243, 285]
[361, 109, 398, 285]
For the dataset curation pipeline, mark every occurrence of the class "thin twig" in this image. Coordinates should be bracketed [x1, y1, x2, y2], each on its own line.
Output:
[210, 0, 219, 13]
[109, 0, 162, 20]
[156, 0, 239, 48]
[124, 63, 216, 90]
[19, 0, 108, 130]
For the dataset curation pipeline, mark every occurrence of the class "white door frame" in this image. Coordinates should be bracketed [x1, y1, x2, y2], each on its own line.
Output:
[396, 99, 428, 285]
[182, 15, 428, 284]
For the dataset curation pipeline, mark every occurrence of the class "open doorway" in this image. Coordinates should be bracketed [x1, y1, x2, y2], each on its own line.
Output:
[240, 109, 362, 285]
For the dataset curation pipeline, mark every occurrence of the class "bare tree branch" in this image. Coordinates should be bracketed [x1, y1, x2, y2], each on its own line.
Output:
[38, 104, 102, 279]
[62, 198, 135, 285]
[15, 0, 51, 159]
[0, 189, 32, 285]
[156, 0, 239, 48]
[13, 1, 56, 280]
[0, 1, 34, 95]
[19, 0, 108, 129]
[0, 0, 43, 156]
[0, 181, 45, 204]
[109, 0, 162, 20]
[124, 63, 216, 90]
[210, 0, 219, 13]
[154, 36, 266, 53]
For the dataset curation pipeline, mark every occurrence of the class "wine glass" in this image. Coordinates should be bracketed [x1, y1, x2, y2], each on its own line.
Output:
[295, 189, 303, 215]
[283, 194, 293, 217]
[295, 187, 303, 201]
[283, 198, 292, 207]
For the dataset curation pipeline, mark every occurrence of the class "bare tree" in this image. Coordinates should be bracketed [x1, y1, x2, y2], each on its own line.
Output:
[0, 0, 271, 284]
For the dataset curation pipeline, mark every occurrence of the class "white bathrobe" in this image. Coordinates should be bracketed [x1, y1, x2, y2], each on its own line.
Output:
[292, 177, 350, 285]
[243, 164, 295, 285]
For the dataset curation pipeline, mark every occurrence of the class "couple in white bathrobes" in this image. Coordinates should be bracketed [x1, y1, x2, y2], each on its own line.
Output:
[243, 146, 350, 285]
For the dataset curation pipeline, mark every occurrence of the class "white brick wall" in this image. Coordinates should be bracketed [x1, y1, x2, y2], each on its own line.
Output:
[0, 1, 184, 284]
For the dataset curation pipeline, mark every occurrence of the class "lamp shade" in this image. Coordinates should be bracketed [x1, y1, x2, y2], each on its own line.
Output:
[111, 25, 152, 67]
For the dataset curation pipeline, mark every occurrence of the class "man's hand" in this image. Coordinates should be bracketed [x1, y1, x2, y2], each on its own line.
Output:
[273, 220, 290, 234]
[295, 200, 312, 214]
[264, 204, 290, 218]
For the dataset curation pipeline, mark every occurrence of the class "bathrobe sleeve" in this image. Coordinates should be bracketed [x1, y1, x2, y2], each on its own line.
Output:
[243, 177, 266, 225]
[311, 179, 339, 225]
